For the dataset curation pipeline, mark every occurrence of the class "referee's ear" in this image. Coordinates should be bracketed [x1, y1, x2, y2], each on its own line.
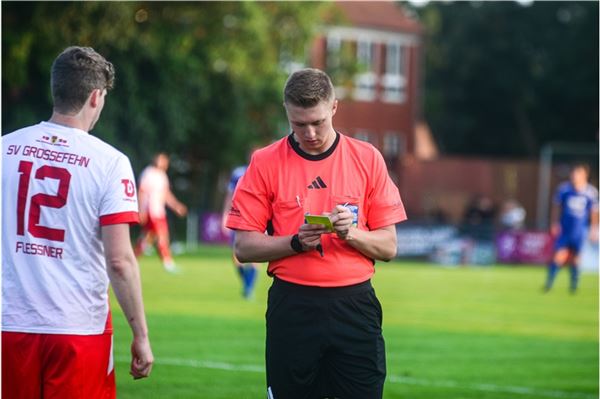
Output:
[331, 99, 338, 116]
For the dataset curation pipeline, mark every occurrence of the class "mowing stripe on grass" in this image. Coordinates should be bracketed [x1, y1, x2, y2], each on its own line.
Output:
[115, 356, 596, 399]
[387, 375, 596, 399]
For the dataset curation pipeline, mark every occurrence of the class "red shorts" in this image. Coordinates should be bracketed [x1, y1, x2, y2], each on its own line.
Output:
[143, 214, 169, 237]
[2, 331, 115, 399]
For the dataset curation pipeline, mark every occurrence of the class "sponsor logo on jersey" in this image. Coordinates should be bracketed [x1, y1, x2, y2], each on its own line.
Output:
[38, 135, 69, 147]
[121, 179, 136, 198]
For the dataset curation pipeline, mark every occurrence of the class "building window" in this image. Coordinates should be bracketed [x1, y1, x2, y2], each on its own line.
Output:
[354, 131, 372, 143]
[326, 35, 341, 70]
[386, 42, 401, 75]
[354, 39, 377, 101]
[383, 132, 404, 158]
[382, 42, 407, 103]
[326, 35, 355, 99]
[357, 39, 375, 71]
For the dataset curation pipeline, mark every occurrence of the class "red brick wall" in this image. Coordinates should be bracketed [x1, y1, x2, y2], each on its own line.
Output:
[397, 157, 541, 226]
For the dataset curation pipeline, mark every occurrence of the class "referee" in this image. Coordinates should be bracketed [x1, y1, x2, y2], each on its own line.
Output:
[226, 68, 407, 399]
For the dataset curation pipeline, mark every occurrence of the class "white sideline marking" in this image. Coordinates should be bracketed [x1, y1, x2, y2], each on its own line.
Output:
[115, 356, 596, 399]
[116, 355, 264, 373]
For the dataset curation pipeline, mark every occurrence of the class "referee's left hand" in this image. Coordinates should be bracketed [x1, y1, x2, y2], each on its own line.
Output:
[330, 205, 353, 240]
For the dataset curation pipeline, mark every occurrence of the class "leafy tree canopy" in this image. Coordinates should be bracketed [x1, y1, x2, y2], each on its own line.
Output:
[2, 2, 327, 208]
[411, 1, 598, 157]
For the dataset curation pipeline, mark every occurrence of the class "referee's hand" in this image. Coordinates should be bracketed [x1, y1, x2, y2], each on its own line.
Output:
[330, 205, 353, 240]
[298, 223, 328, 251]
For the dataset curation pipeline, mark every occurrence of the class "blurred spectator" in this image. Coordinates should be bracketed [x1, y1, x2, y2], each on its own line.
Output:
[462, 195, 497, 240]
[499, 199, 526, 230]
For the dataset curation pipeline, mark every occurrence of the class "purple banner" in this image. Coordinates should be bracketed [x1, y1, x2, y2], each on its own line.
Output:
[200, 212, 231, 244]
[496, 230, 554, 265]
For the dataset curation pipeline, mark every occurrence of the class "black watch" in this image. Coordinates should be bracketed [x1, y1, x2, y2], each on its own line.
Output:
[290, 234, 305, 253]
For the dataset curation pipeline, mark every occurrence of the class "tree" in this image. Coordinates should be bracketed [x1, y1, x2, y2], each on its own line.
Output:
[2, 2, 327, 209]
[412, 1, 598, 157]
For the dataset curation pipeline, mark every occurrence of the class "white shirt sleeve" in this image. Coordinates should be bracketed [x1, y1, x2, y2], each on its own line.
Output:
[99, 154, 139, 226]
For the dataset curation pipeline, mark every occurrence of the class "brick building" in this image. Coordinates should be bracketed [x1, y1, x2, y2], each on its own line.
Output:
[310, 1, 423, 181]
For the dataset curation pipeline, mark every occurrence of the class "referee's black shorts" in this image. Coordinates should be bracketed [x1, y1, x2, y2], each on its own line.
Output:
[266, 277, 386, 399]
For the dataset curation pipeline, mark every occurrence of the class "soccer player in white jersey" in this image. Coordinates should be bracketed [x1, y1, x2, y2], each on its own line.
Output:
[2, 46, 153, 398]
[134, 152, 187, 273]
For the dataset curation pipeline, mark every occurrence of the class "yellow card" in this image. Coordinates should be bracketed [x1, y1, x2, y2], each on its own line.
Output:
[305, 215, 334, 232]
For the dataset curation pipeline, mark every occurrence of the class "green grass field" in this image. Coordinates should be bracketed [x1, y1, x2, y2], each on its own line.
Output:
[110, 246, 598, 399]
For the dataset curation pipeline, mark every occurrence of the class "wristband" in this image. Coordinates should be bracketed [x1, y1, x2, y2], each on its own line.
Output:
[290, 234, 305, 253]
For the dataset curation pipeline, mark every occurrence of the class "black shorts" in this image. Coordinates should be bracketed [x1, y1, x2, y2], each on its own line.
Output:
[266, 277, 386, 399]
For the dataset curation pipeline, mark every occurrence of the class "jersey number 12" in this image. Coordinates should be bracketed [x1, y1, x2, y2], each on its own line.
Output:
[17, 160, 71, 242]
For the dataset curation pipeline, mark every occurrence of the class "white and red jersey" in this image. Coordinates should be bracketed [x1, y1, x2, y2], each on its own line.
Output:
[2, 121, 139, 335]
[138, 165, 169, 219]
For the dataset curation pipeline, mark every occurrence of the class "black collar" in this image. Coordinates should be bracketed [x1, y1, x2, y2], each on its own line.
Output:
[288, 131, 340, 161]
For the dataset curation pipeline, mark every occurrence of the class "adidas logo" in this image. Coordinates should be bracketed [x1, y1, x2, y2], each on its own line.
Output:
[307, 176, 327, 189]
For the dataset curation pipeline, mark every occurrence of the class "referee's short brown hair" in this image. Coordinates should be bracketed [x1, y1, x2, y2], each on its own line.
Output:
[284, 68, 335, 108]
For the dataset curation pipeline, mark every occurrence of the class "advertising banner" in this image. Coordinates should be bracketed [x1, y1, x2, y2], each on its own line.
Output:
[200, 212, 230, 244]
[495, 231, 554, 264]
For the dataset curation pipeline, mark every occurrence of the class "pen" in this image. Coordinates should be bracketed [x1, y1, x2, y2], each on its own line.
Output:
[316, 244, 324, 257]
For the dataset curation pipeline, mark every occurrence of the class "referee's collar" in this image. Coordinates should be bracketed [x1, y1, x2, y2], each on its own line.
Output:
[288, 131, 340, 161]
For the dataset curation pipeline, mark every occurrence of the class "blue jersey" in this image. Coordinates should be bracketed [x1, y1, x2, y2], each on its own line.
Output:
[554, 182, 598, 239]
[228, 165, 248, 194]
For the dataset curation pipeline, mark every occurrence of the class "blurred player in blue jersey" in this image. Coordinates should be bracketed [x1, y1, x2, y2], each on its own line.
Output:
[222, 165, 258, 299]
[544, 164, 598, 293]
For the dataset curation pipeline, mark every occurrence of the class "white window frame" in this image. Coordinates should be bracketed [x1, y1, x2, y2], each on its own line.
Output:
[354, 130, 372, 143]
[383, 132, 404, 158]
[354, 39, 377, 101]
[382, 42, 407, 103]
[326, 35, 342, 69]
[357, 39, 375, 71]
[353, 72, 377, 101]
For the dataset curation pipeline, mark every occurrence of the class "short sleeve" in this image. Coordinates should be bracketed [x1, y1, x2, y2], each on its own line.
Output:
[225, 156, 271, 232]
[366, 148, 407, 230]
[99, 154, 139, 226]
[589, 186, 599, 211]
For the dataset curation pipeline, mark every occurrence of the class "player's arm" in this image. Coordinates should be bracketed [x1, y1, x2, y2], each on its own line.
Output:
[165, 189, 187, 217]
[590, 208, 599, 242]
[137, 186, 148, 225]
[234, 223, 329, 263]
[102, 223, 154, 379]
[330, 205, 397, 261]
[550, 203, 561, 237]
[222, 190, 233, 233]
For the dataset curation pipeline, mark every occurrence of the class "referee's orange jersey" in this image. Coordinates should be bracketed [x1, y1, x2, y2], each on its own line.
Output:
[226, 132, 407, 287]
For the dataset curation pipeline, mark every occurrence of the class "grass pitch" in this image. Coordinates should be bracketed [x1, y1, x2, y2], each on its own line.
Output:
[111, 245, 598, 399]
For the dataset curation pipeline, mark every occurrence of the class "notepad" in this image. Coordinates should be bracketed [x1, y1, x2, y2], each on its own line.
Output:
[304, 215, 334, 232]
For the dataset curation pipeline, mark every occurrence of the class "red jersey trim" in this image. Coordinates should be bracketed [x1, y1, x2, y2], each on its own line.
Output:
[99, 211, 139, 226]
